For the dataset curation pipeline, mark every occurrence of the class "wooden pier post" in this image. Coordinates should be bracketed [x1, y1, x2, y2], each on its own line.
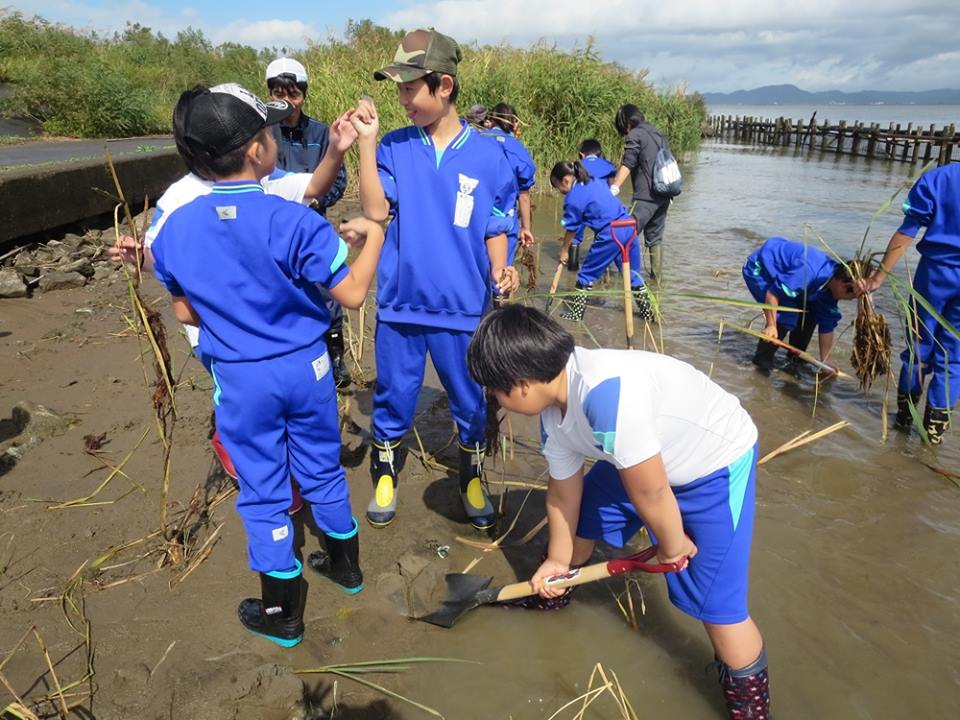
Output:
[939, 123, 956, 165]
[836, 121, 847, 154]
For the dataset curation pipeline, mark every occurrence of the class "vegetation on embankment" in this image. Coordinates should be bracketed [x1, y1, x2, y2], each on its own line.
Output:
[0, 15, 706, 182]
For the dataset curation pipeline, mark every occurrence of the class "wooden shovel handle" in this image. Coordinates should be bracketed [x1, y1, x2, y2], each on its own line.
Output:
[548, 262, 564, 294]
[622, 260, 635, 349]
[493, 546, 684, 602]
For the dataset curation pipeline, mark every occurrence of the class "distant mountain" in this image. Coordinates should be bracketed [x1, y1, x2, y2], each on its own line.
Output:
[701, 84, 960, 105]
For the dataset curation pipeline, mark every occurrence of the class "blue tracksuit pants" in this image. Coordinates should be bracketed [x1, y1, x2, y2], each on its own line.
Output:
[210, 337, 354, 573]
[898, 257, 960, 410]
[577, 232, 645, 289]
[372, 321, 485, 447]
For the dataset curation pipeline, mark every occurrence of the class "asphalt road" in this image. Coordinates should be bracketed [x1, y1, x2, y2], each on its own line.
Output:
[0, 135, 175, 169]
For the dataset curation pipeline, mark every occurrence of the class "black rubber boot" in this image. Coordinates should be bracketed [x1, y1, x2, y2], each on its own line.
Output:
[648, 245, 663, 282]
[895, 392, 921, 429]
[752, 325, 789, 374]
[559, 283, 588, 322]
[324, 326, 352, 390]
[238, 563, 304, 647]
[366, 439, 406, 527]
[459, 443, 495, 530]
[567, 243, 581, 272]
[633, 286, 656, 322]
[308, 518, 364, 594]
[715, 646, 771, 719]
[923, 405, 950, 445]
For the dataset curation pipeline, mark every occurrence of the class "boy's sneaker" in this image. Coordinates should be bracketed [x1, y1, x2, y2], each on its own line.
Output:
[366, 439, 406, 527]
[211, 430, 238, 479]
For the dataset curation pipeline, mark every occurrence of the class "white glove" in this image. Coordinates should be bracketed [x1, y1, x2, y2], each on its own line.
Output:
[610, 184, 620, 196]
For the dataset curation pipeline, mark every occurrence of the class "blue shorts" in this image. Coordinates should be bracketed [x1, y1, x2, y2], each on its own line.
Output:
[576, 444, 758, 624]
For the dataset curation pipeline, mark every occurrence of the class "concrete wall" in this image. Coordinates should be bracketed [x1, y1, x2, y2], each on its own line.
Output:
[0, 150, 185, 243]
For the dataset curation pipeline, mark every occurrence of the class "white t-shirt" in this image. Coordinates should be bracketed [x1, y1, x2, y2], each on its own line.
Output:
[541, 348, 758, 486]
[144, 170, 313, 347]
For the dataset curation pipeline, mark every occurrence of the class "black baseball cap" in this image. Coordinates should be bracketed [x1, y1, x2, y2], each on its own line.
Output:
[176, 83, 292, 158]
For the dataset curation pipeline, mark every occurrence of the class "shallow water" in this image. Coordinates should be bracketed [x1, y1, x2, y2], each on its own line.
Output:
[399, 140, 960, 718]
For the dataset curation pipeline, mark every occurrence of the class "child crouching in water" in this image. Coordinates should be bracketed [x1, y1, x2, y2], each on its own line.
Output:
[467, 305, 770, 719]
[152, 84, 384, 647]
[550, 161, 655, 322]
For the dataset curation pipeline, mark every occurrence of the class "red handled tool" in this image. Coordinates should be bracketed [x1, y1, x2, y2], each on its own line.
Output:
[610, 218, 638, 349]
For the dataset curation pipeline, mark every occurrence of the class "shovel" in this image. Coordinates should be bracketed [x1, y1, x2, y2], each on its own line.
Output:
[419, 545, 684, 628]
[610, 218, 638, 349]
[543, 261, 565, 312]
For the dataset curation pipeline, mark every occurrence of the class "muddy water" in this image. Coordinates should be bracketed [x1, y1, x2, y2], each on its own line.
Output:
[398, 141, 960, 717]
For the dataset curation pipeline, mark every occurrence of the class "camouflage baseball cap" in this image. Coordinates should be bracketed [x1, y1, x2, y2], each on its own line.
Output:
[373, 28, 462, 82]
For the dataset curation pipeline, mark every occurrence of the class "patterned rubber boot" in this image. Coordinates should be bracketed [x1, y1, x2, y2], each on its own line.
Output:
[894, 392, 921, 429]
[307, 517, 364, 594]
[715, 647, 771, 720]
[324, 327, 352, 390]
[923, 405, 950, 445]
[567, 243, 581, 272]
[559, 285, 588, 322]
[633, 286, 657, 322]
[459, 443, 495, 530]
[237, 561, 304, 648]
[366, 439, 406, 527]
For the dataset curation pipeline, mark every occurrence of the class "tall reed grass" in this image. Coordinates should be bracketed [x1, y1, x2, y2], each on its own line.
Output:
[0, 15, 705, 182]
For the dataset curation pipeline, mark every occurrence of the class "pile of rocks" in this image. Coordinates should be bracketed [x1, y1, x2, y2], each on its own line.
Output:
[0, 229, 124, 298]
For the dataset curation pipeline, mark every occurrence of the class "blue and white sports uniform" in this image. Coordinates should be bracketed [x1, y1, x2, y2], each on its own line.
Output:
[152, 181, 355, 573]
[742, 237, 841, 332]
[571, 155, 617, 248]
[373, 120, 517, 446]
[562, 180, 644, 289]
[483, 125, 536, 263]
[541, 348, 759, 624]
[144, 170, 315, 359]
[896, 164, 960, 410]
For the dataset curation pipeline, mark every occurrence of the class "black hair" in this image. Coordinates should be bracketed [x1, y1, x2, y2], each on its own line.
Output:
[467, 305, 575, 393]
[550, 160, 591, 187]
[832, 260, 859, 283]
[578, 138, 603, 157]
[489, 102, 518, 133]
[615, 103, 645, 136]
[267, 75, 308, 96]
[423, 71, 460, 104]
[172, 86, 264, 180]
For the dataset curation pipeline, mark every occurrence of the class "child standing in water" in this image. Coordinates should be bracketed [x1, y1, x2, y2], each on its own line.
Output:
[467, 304, 771, 720]
[566, 138, 617, 271]
[551, 160, 654, 323]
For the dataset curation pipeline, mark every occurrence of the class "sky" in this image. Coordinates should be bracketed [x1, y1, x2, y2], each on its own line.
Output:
[7, 1, 959, 93]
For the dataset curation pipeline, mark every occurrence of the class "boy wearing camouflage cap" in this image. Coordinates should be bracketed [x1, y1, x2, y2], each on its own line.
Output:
[351, 29, 520, 530]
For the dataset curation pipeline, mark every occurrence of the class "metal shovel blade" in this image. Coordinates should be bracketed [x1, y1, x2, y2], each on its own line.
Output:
[417, 573, 494, 628]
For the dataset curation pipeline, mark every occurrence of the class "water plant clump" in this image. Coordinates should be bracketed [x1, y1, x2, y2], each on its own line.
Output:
[850, 259, 892, 391]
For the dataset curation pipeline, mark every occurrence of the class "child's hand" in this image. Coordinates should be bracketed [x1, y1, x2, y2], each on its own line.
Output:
[519, 228, 535, 247]
[530, 557, 572, 599]
[492, 266, 520, 295]
[351, 96, 379, 142]
[657, 536, 697, 570]
[761, 323, 779, 340]
[330, 110, 359, 153]
[339, 217, 371, 248]
[107, 234, 143, 267]
[559, 250, 569, 265]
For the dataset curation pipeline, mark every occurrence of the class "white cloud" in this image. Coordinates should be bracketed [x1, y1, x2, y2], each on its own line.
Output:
[208, 19, 322, 48]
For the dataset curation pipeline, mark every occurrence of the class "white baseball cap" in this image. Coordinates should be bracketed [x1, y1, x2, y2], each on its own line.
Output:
[266, 57, 308, 84]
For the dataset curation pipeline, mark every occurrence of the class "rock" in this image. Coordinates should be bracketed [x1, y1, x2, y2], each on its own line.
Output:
[38, 271, 86, 291]
[76, 244, 102, 260]
[63, 233, 87, 251]
[58, 257, 95, 277]
[92, 262, 115, 281]
[15, 265, 39, 278]
[13, 250, 36, 268]
[9, 401, 76, 443]
[0, 269, 27, 298]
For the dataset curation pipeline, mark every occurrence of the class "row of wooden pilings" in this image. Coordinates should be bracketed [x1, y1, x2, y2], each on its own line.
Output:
[707, 114, 958, 165]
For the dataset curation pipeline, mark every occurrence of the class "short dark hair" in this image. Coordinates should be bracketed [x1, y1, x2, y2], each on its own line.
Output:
[267, 75, 308, 96]
[489, 103, 518, 133]
[173, 86, 264, 180]
[615, 104, 645, 136]
[578, 138, 603, 157]
[550, 160, 591, 187]
[467, 305, 575, 393]
[423, 71, 460, 104]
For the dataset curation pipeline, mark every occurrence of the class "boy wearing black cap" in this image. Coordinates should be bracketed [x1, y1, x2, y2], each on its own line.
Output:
[267, 57, 352, 388]
[352, 29, 519, 531]
[151, 83, 385, 647]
